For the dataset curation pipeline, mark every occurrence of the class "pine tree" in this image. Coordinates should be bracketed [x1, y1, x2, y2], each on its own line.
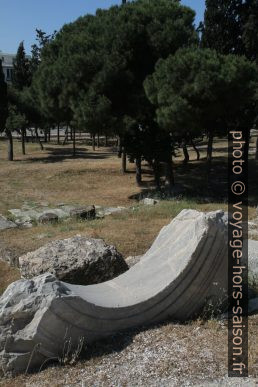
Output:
[242, 0, 258, 62]
[12, 42, 31, 90]
[201, 0, 258, 60]
[201, 0, 258, 161]
[201, 0, 244, 55]
[0, 59, 8, 133]
[144, 48, 258, 184]
[30, 29, 57, 74]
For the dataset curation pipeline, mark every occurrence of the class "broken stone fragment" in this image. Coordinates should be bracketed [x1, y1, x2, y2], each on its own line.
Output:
[70, 205, 96, 220]
[19, 236, 128, 285]
[0, 215, 17, 231]
[38, 212, 59, 224]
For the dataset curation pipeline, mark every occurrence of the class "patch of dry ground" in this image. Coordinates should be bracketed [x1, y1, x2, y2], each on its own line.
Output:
[0, 142, 142, 213]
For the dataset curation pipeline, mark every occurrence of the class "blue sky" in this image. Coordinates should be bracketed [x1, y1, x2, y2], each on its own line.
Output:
[0, 0, 205, 54]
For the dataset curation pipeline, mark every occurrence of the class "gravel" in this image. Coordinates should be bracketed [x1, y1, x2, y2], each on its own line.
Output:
[2, 316, 257, 387]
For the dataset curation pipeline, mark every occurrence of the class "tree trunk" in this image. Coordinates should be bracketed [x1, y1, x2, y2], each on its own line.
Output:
[105, 135, 108, 147]
[31, 130, 35, 143]
[24, 129, 29, 143]
[21, 128, 26, 155]
[57, 123, 60, 145]
[70, 127, 73, 141]
[117, 136, 122, 158]
[48, 128, 51, 143]
[135, 157, 142, 185]
[256, 137, 258, 161]
[207, 131, 214, 163]
[92, 134, 96, 151]
[182, 140, 189, 164]
[164, 158, 175, 189]
[73, 128, 76, 157]
[206, 130, 214, 183]
[153, 159, 161, 190]
[6, 129, 14, 161]
[97, 133, 100, 148]
[63, 125, 69, 145]
[243, 127, 250, 164]
[191, 138, 200, 161]
[122, 149, 127, 173]
[35, 128, 44, 150]
[44, 129, 48, 143]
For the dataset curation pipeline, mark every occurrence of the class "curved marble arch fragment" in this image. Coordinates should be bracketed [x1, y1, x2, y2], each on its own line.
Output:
[0, 209, 228, 374]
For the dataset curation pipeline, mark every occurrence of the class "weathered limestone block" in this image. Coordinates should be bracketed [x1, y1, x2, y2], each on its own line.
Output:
[70, 206, 96, 220]
[0, 216, 17, 231]
[38, 213, 59, 224]
[0, 209, 229, 375]
[19, 236, 128, 285]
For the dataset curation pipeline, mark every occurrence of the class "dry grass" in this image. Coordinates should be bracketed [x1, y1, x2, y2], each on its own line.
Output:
[0, 260, 20, 295]
[0, 140, 143, 213]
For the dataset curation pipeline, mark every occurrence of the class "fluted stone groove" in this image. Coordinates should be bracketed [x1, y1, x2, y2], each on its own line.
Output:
[0, 209, 229, 375]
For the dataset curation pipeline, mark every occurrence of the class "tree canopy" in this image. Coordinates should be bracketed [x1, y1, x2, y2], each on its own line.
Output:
[145, 48, 257, 134]
[33, 0, 197, 132]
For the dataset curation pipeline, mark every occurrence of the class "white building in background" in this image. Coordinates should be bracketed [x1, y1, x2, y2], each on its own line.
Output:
[0, 52, 15, 83]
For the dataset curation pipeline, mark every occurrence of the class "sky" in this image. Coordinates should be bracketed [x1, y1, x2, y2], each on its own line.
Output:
[0, 0, 205, 54]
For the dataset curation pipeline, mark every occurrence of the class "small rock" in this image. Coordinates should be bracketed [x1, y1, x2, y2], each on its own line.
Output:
[38, 213, 59, 224]
[70, 205, 96, 220]
[98, 207, 126, 216]
[142, 198, 159, 206]
[0, 215, 17, 231]
[19, 236, 128, 285]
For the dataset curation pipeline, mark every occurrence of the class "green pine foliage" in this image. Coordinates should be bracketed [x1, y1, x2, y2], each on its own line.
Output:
[144, 48, 257, 139]
[201, 0, 258, 61]
[12, 42, 31, 90]
[0, 60, 8, 132]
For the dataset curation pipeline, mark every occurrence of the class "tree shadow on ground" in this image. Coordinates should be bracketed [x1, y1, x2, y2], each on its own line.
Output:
[130, 156, 258, 207]
[21, 147, 113, 164]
